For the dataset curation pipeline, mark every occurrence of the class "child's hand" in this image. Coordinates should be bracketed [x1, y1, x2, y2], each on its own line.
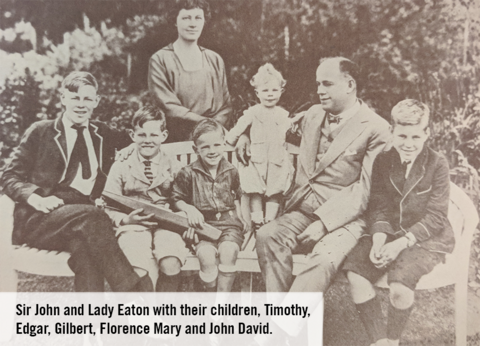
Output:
[370, 233, 387, 267]
[184, 205, 205, 228]
[27, 194, 64, 213]
[376, 237, 409, 267]
[121, 208, 157, 227]
[183, 227, 200, 251]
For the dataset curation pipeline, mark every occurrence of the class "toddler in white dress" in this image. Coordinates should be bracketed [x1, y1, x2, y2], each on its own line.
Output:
[226, 63, 303, 227]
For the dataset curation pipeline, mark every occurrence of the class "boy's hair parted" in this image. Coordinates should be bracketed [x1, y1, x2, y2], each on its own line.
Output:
[168, 0, 211, 25]
[132, 105, 167, 131]
[61, 71, 98, 93]
[391, 99, 430, 128]
[250, 63, 286, 89]
[191, 118, 225, 143]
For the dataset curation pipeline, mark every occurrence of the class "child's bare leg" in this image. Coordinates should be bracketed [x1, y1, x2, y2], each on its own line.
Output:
[118, 230, 157, 287]
[264, 194, 281, 223]
[250, 193, 264, 226]
[217, 241, 240, 293]
[197, 244, 218, 290]
[347, 271, 386, 344]
[386, 282, 414, 346]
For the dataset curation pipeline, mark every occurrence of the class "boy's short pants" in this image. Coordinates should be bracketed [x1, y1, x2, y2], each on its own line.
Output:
[117, 226, 189, 271]
[343, 235, 445, 290]
[195, 210, 244, 253]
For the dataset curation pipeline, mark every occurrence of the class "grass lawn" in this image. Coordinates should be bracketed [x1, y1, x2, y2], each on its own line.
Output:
[9, 246, 480, 346]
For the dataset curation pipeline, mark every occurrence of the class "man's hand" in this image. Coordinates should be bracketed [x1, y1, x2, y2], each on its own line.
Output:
[297, 220, 327, 247]
[369, 233, 388, 267]
[115, 143, 136, 162]
[27, 194, 64, 213]
[235, 133, 251, 166]
[375, 237, 409, 268]
[121, 208, 157, 227]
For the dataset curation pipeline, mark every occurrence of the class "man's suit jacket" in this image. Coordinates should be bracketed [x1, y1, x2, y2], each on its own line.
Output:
[1, 116, 130, 243]
[284, 101, 390, 233]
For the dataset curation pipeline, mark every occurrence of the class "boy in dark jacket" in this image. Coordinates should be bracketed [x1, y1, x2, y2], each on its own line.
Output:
[343, 99, 454, 346]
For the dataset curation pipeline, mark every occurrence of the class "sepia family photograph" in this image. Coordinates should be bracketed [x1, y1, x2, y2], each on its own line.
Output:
[0, 0, 479, 345]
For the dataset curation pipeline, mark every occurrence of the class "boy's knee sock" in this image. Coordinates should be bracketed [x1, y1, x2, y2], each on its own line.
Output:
[217, 264, 237, 292]
[355, 296, 386, 343]
[156, 271, 181, 292]
[198, 267, 218, 292]
[387, 303, 413, 341]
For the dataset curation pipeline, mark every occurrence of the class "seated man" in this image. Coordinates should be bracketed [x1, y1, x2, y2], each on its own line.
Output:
[256, 57, 390, 295]
[343, 99, 454, 346]
[250, 57, 390, 344]
[1, 71, 152, 292]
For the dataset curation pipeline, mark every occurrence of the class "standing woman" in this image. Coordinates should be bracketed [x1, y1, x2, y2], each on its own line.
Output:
[148, 0, 233, 142]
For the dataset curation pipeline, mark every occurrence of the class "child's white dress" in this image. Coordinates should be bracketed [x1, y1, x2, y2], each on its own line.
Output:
[226, 104, 294, 197]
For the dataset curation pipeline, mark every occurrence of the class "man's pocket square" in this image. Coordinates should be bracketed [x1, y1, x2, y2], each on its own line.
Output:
[344, 149, 357, 156]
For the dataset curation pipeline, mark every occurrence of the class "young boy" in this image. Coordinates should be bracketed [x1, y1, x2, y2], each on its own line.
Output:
[343, 99, 455, 346]
[172, 119, 248, 292]
[1, 71, 152, 292]
[104, 105, 189, 292]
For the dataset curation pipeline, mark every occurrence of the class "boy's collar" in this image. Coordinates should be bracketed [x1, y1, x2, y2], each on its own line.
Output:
[136, 149, 162, 165]
[393, 145, 427, 163]
[62, 113, 89, 129]
[192, 156, 233, 177]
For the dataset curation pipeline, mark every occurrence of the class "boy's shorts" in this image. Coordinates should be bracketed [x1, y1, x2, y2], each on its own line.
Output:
[117, 226, 189, 268]
[195, 211, 244, 253]
[343, 235, 445, 290]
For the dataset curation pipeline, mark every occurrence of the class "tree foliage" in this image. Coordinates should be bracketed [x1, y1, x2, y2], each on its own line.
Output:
[0, 0, 479, 170]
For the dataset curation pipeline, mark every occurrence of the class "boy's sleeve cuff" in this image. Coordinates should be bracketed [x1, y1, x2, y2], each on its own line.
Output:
[406, 222, 430, 242]
[371, 221, 395, 236]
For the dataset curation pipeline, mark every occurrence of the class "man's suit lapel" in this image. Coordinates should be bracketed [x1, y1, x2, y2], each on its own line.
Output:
[300, 109, 326, 176]
[311, 107, 369, 179]
[53, 117, 68, 165]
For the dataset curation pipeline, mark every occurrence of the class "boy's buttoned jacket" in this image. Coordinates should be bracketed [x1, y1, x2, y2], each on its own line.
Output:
[103, 148, 182, 226]
[2, 116, 130, 243]
[369, 147, 455, 254]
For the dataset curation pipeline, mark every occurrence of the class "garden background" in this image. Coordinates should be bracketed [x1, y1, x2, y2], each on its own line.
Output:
[0, 0, 479, 345]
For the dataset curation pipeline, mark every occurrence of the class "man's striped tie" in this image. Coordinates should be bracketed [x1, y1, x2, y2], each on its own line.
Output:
[144, 160, 153, 183]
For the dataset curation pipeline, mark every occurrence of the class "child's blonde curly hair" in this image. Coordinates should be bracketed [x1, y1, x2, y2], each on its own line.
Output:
[250, 63, 286, 89]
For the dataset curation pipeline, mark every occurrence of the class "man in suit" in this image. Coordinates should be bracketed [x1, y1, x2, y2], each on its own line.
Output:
[255, 57, 390, 309]
[2, 71, 152, 292]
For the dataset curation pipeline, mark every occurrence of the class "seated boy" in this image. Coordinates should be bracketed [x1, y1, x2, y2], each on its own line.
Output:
[104, 105, 188, 292]
[343, 99, 455, 346]
[172, 119, 248, 292]
[1, 71, 152, 292]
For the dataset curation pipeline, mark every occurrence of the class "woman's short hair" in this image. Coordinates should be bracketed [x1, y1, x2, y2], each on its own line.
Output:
[250, 63, 286, 89]
[131, 105, 167, 131]
[61, 71, 98, 93]
[191, 118, 225, 143]
[168, 0, 211, 25]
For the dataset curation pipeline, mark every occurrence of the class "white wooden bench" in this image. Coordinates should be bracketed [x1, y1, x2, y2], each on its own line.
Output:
[0, 141, 478, 346]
